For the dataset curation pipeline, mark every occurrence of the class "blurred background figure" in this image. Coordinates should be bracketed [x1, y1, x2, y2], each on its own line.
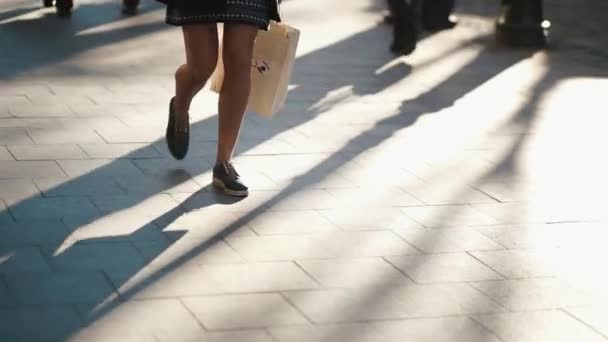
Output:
[421, 0, 457, 31]
[386, 0, 418, 55]
[387, 0, 457, 55]
[42, 0, 140, 16]
[122, 0, 140, 15]
[496, 0, 548, 47]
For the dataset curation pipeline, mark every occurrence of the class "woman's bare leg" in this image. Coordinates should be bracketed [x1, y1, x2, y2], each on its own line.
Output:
[174, 24, 219, 126]
[216, 23, 258, 163]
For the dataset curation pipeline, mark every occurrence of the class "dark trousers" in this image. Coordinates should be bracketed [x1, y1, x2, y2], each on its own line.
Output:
[386, 0, 418, 54]
[387, 0, 456, 30]
[421, 0, 455, 30]
[387, 0, 456, 54]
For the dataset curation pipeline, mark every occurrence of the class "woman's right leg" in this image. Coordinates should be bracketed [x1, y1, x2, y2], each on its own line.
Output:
[174, 24, 219, 125]
[210, 23, 258, 197]
[168, 24, 219, 159]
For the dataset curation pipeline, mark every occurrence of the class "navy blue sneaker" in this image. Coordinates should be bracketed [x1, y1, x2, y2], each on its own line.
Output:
[213, 161, 249, 197]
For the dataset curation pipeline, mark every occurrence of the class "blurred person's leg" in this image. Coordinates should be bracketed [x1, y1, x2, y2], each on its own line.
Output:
[496, 0, 547, 47]
[421, 0, 457, 31]
[123, 0, 140, 15]
[216, 23, 257, 164]
[387, 0, 418, 55]
[55, 0, 73, 17]
[168, 24, 219, 160]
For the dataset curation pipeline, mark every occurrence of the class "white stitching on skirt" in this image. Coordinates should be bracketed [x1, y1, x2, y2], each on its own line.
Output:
[168, 13, 267, 25]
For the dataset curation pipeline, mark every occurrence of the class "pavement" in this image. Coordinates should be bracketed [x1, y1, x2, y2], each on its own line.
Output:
[1, 0, 608, 341]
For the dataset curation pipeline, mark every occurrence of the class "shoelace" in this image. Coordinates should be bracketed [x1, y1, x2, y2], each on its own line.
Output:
[222, 161, 240, 177]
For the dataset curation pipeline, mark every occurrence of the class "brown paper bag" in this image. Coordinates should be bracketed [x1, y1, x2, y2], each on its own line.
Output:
[211, 21, 300, 117]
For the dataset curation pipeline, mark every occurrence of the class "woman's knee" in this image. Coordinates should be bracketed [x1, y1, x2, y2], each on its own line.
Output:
[188, 61, 216, 83]
[222, 24, 257, 73]
[174, 63, 214, 87]
[222, 45, 253, 74]
[182, 24, 219, 82]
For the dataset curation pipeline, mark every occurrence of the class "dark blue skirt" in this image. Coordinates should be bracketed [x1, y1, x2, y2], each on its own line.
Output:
[166, 0, 280, 29]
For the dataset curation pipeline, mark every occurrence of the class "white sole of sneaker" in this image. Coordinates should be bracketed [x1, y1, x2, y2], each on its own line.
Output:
[212, 178, 249, 197]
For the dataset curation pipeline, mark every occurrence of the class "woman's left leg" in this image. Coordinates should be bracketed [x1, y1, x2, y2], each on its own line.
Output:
[216, 23, 258, 163]
[212, 23, 258, 196]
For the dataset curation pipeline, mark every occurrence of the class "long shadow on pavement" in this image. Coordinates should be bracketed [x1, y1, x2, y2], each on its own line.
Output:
[68, 34, 536, 341]
[0, 20, 416, 341]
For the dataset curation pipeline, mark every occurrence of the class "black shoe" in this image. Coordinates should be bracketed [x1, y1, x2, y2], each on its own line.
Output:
[165, 97, 189, 160]
[213, 161, 249, 197]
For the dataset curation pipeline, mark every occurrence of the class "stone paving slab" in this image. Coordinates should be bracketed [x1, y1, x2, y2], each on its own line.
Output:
[470, 249, 559, 278]
[0, 160, 66, 179]
[62, 215, 168, 243]
[182, 293, 309, 330]
[225, 231, 421, 261]
[9, 144, 89, 160]
[394, 225, 506, 252]
[0, 179, 42, 206]
[79, 143, 162, 159]
[155, 330, 274, 342]
[0, 147, 14, 161]
[42, 241, 147, 273]
[109, 261, 319, 299]
[247, 209, 339, 235]
[0, 127, 34, 145]
[0, 246, 52, 273]
[282, 284, 505, 323]
[295, 257, 414, 288]
[470, 278, 592, 311]
[0, 220, 71, 247]
[133, 238, 244, 265]
[473, 311, 607, 342]
[57, 159, 144, 178]
[35, 176, 125, 197]
[8, 197, 100, 221]
[269, 318, 503, 342]
[27, 127, 106, 145]
[5, 271, 116, 305]
[76, 299, 204, 338]
[318, 207, 420, 231]
[0, 305, 83, 342]
[114, 174, 202, 195]
[385, 253, 504, 283]
[566, 307, 608, 339]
